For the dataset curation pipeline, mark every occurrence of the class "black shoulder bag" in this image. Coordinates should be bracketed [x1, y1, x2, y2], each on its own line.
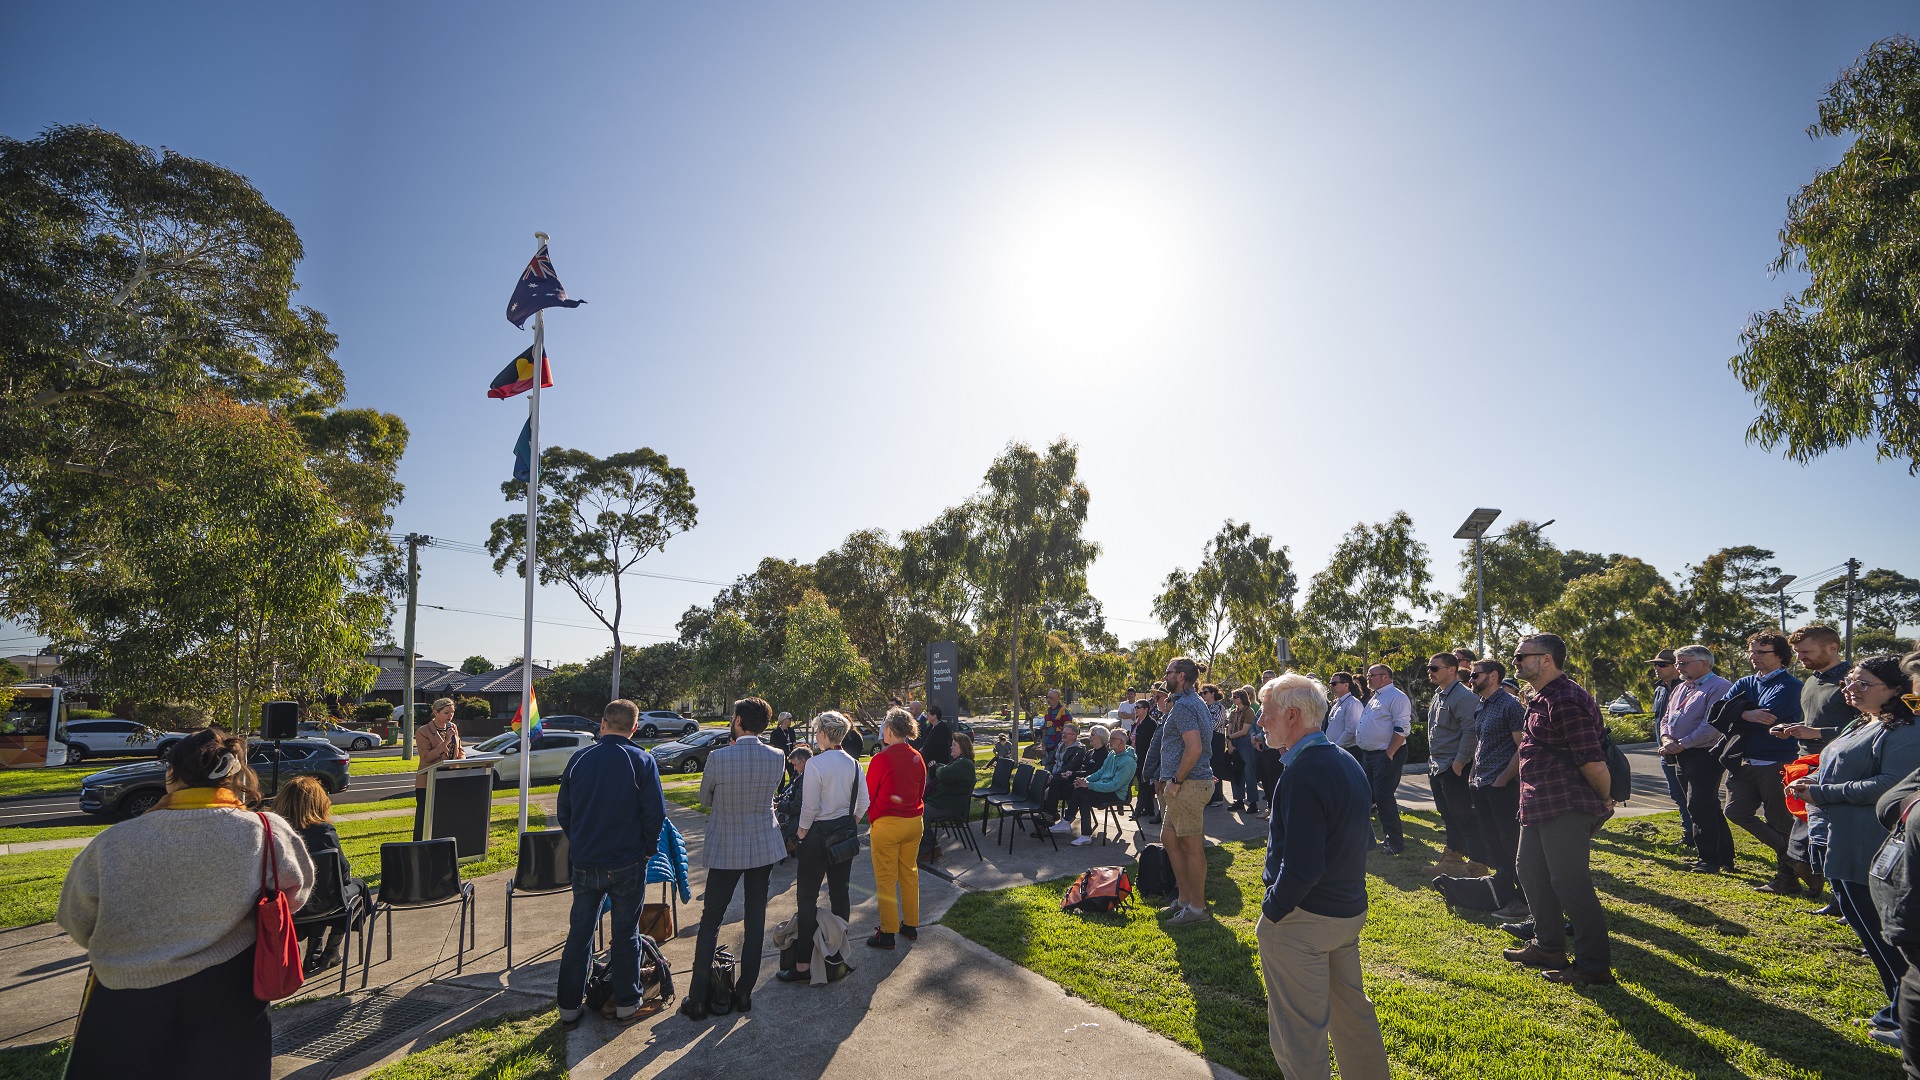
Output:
[823, 761, 863, 864]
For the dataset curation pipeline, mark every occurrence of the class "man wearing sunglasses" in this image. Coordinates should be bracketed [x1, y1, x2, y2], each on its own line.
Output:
[1425, 653, 1486, 876]
[1644, 650, 1693, 848]
[1501, 634, 1615, 986]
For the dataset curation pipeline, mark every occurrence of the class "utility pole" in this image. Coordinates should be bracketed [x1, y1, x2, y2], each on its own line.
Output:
[401, 533, 426, 760]
[1844, 558, 1860, 664]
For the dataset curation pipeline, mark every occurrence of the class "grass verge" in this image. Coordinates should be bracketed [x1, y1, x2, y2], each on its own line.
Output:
[0, 1039, 68, 1080]
[941, 810, 1899, 1080]
[0, 848, 84, 930]
[0, 765, 103, 800]
[362, 1007, 565, 1080]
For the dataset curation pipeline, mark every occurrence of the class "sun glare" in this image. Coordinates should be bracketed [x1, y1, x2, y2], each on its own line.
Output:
[995, 174, 1200, 356]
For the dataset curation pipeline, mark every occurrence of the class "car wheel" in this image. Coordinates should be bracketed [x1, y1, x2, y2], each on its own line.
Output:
[640, 724, 658, 739]
[679, 758, 701, 774]
[349, 737, 374, 751]
[65, 745, 86, 765]
[120, 789, 163, 817]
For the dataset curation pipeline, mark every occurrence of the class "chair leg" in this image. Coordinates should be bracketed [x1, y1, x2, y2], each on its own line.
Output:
[361, 908, 378, 990]
[456, 895, 467, 976]
[386, 905, 394, 962]
[505, 887, 514, 970]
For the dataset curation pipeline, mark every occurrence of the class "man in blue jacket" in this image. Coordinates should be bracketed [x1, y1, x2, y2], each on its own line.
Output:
[555, 699, 667, 1028]
[1255, 673, 1390, 1080]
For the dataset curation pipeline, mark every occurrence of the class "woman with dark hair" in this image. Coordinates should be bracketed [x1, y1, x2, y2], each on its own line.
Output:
[1786, 654, 1920, 1035]
[1225, 687, 1261, 813]
[274, 775, 371, 977]
[1201, 683, 1231, 806]
[58, 727, 314, 1078]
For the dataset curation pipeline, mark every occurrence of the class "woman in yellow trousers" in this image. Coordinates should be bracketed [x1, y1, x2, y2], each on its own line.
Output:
[865, 708, 928, 949]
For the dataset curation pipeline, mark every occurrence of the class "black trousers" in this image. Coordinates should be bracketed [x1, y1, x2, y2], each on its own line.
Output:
[687, 864, 772, 1007]
[1363, 745, 1408, 848]
[1041, 775, 1078, 822]
[1725, 761, 1794, 872]
[1470, 781, 1522, 906]
[1899, 946, 1920, 1079]
[412, 787, 427, 841]
[1073, 788, 1122, 832]
[68, 947, 268, 1079]
[1676, 748, 1735, 869]
[790, 828, 851, 968]
[1515, 810, 1611, 974]
[1430, 766, 1487, 862]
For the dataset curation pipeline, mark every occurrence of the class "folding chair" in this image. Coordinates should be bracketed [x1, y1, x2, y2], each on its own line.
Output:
[971, 757, 1015, 831]
[1002, 768, 1059, 854]
[925, 816, 983, 862]
[363, 839, 476, 988]
[984, 762, 1034, 838]
[292, 848, 368, 994]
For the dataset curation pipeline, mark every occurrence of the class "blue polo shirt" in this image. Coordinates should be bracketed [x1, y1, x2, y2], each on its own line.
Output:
[1262, 733, 1373, 922]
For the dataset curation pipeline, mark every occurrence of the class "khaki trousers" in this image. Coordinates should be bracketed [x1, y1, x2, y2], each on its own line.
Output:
[1255, 907, 1390, 1080]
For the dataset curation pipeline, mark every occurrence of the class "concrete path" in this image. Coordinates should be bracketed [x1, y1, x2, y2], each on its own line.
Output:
[0, 746, 1686, 1077]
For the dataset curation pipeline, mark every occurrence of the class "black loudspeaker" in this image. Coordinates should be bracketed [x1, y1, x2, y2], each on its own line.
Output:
[262, 701, 300, 740]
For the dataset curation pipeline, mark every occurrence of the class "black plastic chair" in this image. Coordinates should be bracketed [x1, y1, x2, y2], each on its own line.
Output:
[292, 848, 368, 994]
[970, 757, 1016, 830]
[1095, 796, 1129, 846]
[925, 816, 983, 862]
[505, 830, 571, 968]
[362, 839, 476, 988]
[1001, 768, 1058, 853]
[984, 762, 1034, 836]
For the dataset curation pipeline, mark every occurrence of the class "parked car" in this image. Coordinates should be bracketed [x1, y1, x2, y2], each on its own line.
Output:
[79, 739, 351, 818]
[636, 711, 698, 739]
[538, 714, 600, 734]
[62, 719, 169, 763]
[647, 728, 731, 773]
[472, 730, 595, 787]
[295, 722, 382, 752]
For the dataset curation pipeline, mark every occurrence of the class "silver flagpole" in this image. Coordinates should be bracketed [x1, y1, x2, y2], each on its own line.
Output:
[519, 231, 548, 837]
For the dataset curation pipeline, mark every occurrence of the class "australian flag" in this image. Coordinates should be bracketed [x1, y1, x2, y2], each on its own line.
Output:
[506, 243, 585, 328]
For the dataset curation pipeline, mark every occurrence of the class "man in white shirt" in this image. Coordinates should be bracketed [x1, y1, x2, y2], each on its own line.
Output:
[1323, 672, 1365, 762]
[1354, 665, 1413, 855]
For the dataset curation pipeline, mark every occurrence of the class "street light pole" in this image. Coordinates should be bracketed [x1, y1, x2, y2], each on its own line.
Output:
[1767, 574, 1796, 634]
[1453, 509, 1502, 658]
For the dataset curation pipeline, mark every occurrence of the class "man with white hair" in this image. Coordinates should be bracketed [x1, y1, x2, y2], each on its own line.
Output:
[1254, 673, 1390, 1080]
[1658, 645, 1736, 874]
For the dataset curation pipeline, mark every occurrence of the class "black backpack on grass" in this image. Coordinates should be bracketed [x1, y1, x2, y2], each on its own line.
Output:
[1136, 843, 1176, 901]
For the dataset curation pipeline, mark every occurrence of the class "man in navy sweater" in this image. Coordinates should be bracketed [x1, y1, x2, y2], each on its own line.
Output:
[555, 699, 667, 1029]
[1255, 673, 1390, 1080]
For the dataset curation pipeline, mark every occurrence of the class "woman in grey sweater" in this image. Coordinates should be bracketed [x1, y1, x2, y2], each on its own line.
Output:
[58, 727, 313, 1078]
[1786, 655, 1920, 1034]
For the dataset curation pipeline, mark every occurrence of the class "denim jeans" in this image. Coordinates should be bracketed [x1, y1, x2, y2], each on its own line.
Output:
[557, 860, 647, 1013]
[1362, 746, 1407, 848]
[1659, 753, 1694, 840]
[1232, 736, 1260, 806]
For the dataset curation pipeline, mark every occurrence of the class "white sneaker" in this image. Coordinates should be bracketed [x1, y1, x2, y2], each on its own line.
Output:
[1049, 821, 1073, 833]
[1166, 905, 1213, 926]
[1071, 835, 1093, 846]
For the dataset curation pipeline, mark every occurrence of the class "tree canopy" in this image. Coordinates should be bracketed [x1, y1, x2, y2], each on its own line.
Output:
[1154, 519, 1295, 678]
[1730, 35, 1920, 474]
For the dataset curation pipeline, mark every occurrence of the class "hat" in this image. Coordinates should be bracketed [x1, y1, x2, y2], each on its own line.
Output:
[1644, 649, 1677, 666]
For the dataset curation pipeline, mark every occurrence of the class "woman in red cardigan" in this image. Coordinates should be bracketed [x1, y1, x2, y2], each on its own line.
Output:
[866, 707, 927, 949]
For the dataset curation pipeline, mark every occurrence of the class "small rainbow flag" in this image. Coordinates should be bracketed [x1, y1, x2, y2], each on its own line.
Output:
[510, 688, 542, 739]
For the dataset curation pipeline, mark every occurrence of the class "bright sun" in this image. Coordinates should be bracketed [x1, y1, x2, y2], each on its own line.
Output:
[995, 174, 1200, 356]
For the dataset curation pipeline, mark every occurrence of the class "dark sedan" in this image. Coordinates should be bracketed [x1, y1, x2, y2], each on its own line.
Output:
[647, 729, 731, 773]
[79, 738, 351, 818]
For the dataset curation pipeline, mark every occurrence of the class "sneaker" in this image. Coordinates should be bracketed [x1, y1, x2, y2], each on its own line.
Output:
[900, 924, 918, 941]
[1490, 901, 1531, 921]
[1499, 920, 1536, 941]
[1378, 842, 1404, 856]
[1685, 861, 1721, 873]
[559, 1007, 583, 1032]
[1050, 820, 1073, 833]
[866, 930, 897, 950]
[1167, 905, 1213, 926]
[1870, 1028, 1902, 1048]
[1071, 835, 1093, 846]
[1157, 900, 1187, 918]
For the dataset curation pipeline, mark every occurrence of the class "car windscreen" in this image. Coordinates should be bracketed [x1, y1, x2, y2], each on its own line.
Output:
[2, 697, 52, 736]
[475, 733, 521, 753]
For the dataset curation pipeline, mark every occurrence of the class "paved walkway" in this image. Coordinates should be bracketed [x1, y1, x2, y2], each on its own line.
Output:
[0, 747, 1684, 1078]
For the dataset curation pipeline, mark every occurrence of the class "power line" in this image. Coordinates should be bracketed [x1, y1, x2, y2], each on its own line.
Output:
[417, 602, 680, 640]
[405, 536, 733, 588]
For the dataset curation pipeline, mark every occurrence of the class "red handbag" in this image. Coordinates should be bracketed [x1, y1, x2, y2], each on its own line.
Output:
[253, 812, 306, 1001]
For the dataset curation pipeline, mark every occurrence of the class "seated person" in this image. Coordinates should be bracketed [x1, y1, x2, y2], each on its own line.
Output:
[272, 775, 370, 976]
[1037, 723, 1097, 835]
[1067, 728, 1138, 845]
[921, 733, 979, 863]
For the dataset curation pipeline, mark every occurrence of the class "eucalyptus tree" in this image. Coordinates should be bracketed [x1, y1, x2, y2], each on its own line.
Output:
[1153, 519, 1296, 677]
[1730, 36, 1920, 474]
[490, 447, 697, 699]
[1300, 512, 1434, 662]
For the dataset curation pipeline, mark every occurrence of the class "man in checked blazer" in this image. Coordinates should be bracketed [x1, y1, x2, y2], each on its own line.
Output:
[680, 696, 789, 1020]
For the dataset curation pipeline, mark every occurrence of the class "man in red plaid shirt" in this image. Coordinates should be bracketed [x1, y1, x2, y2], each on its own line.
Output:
[1500, 633, 1617, 986]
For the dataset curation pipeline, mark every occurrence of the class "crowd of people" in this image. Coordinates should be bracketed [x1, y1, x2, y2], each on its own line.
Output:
[45, 631, 1920, 1078]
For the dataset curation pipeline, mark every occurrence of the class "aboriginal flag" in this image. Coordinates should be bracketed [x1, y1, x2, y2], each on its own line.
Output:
[506, 243, 585, 328]
[488, 344, 553, 399]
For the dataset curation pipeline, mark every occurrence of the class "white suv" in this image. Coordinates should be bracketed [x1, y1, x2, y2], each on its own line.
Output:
[636, 711, 699, 739]
[295, 723, 382, 752]
[64, 719, 167, 762]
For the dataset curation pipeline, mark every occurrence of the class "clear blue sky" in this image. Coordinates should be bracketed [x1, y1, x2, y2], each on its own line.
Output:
[5, 2, 1916, 669]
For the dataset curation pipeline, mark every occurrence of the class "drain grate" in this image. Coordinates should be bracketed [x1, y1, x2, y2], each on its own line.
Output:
[272, 995, 453, 1063]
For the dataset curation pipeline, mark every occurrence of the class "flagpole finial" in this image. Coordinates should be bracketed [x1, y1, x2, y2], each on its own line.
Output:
[534, 231, 549, 243]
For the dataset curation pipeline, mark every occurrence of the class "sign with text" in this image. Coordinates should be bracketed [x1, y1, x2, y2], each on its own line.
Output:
[926, 641, 960, 726]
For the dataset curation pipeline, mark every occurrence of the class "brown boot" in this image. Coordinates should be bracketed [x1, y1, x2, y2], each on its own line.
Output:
[1502, 943, 1569, 969]
[1796, 861, 1825, 900]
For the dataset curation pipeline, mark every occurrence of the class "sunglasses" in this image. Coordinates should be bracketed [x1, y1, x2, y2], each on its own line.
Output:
[1425, 665, 1444, 672]
[1513, 652, 1548, 661]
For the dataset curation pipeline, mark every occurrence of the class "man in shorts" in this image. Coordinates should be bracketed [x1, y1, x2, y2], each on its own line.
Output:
[1146, 656, 1216, 926]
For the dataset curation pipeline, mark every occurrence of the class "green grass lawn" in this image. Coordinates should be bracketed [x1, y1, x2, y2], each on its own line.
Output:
[361, 1007, 565, 1080]
[0, 848, 83, 930]
[0, 764, 104, 799]
[942, 810, 1900, 1080]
